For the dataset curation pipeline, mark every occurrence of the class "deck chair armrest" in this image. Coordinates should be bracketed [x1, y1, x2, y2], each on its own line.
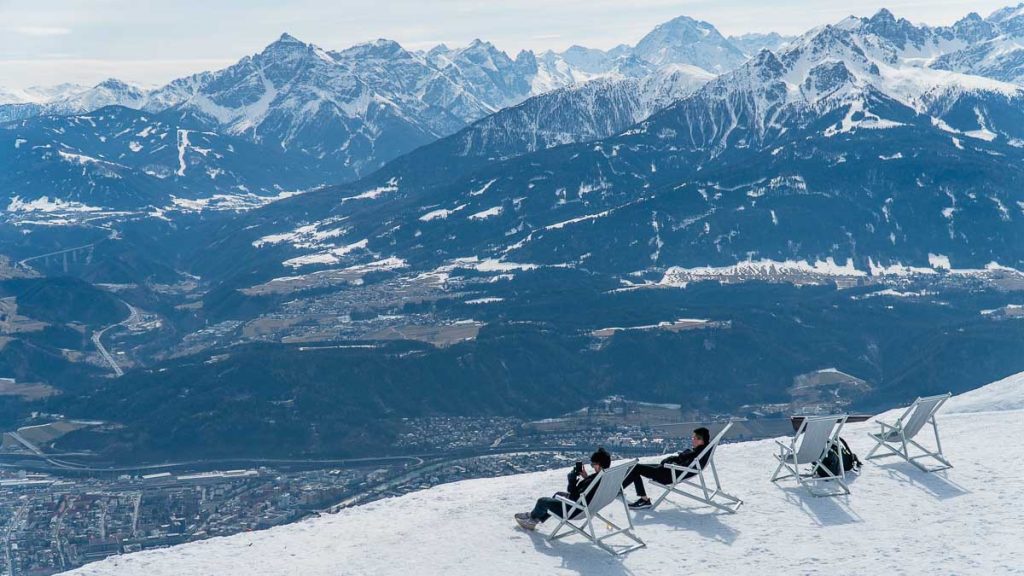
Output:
[553, 494, 585, 519]
[663, 462, 699, 474]
[775, 439, 793, 453]
[877, 421, 899, 432]
[554, 494, 582, 508]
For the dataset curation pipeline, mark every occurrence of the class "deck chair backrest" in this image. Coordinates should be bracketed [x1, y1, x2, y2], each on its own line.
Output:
[898, 394, 950, 439]
[583, 460, 634, 513]
[793, 416, 839, 462]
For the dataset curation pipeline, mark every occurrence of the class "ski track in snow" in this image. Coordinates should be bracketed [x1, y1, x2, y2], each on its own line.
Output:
[67, 372, 1024, 576]
[175, 129, 190, 177]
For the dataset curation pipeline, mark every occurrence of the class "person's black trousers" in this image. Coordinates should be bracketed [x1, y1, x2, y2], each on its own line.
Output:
[530, 492, 582, 521]
[622, 463, 677, 498]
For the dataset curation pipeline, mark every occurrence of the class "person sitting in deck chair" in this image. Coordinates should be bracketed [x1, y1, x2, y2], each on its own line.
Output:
[514, 447, 612, 531]
[622, 427, 710, 509]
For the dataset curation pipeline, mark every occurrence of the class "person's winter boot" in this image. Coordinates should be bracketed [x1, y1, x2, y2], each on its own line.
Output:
[514, 512, 539, 531]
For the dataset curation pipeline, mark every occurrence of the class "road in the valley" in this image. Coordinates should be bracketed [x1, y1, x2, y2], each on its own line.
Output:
[91, 301, 140, 377]
[3, 501, 29, 576]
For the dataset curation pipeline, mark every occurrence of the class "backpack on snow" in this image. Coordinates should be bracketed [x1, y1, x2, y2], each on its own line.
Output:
[816, 437, 862, 478]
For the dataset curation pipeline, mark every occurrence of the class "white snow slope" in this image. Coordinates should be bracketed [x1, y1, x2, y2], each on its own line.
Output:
[67, 372, 1024, 576]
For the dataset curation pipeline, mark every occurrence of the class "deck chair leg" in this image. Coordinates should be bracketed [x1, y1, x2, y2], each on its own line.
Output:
[649, 470, 677, 511]
[932, 418, 945, 456]
[696, 469, 710, 501]
[650, 488, 671, 510]
[583, 508, 597, 543]
[770, 455, 789, 482]
[548, 517, 567, 540]
[700, 465, 742, 513]
[620, 493, 638, 533]
[593, 510, 645, 555]
[865, 435, 886, 460]
[906, 438, 952, 472]
[927, 418, 953, 471]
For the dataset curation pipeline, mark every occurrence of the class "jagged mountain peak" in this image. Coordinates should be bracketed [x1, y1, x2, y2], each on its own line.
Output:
[987, 2, 1024, 23]
[793, 24, 866, 58]
[869, 7, 897, 23]
[633, 13, 748, 72]
[950, 11, 998, 42]
[459, 38, 507, 58]
[275, 32, 304, 44]
[256, 32, 324, 61]
[989, 3, 1024, 35]
[856, 8, 936, 50]
[647, 14, 722, 38]
[93, 78, 141, 91]
[335, 38, 409, 60]
[751, 48, 786, 74]
[513, 49, 536, 64]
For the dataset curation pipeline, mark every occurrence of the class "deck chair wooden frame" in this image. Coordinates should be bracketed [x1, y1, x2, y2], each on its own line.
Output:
[548, 459, 645, 556]
[771, 414, 850, 497]
[649, 422, 743, 514]
[866, 393, 952, 473]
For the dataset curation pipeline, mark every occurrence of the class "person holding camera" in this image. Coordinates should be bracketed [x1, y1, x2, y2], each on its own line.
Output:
[514, 447, 612, 531]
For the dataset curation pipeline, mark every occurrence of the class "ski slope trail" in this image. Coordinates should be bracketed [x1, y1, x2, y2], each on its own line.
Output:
[66, 372, 1024, 575]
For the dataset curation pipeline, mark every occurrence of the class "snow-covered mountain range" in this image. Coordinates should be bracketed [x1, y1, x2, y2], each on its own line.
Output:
[191, 5, 1024, 299]
[9, 5, 1024, 220]
[0, 80, 145, 123]
[64, 370, 1024, 576]
[932, 4, 1024, 83]
[1, 15, 749, 193]
[7, 5, 1024, 284]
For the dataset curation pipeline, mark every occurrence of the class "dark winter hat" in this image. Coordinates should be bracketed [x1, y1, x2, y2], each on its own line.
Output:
[590, 447, 612, 468]
[693, 427, 711, 445]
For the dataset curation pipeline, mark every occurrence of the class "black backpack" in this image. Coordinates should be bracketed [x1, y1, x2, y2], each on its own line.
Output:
[816, 437, 862, 477]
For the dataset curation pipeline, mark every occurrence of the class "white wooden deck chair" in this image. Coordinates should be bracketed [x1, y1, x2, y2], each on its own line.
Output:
[771, 415, 850, 497]
[548, 459, 646, 556]
[648, 422, 743, 514]
[866, 393, 952, 472]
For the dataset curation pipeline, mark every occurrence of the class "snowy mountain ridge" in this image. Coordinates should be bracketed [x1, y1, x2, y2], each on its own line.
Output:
[0, 84, 88, 105]
[215, 6, 1024, 289]
[635, 14, 1024, 160]
[64, 371, 1024, 575]
[137, 18, 756, 180]
[2, 16, 748, 185]
[10, 6, 1024, 217]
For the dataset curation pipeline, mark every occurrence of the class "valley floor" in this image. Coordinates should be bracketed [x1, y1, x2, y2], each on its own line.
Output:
[66, 373, 1024, 576]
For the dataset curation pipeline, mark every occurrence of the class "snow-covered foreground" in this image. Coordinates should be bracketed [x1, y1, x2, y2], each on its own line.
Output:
[68, 373, 1024, 576]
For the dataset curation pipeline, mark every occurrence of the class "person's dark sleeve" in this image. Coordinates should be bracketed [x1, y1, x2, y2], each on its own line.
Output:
[663, 448, 699, 467]
[568, 473, 596, 501]
[564, 469, 579, 495]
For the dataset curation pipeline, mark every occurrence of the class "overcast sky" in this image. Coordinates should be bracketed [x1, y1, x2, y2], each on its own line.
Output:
[0, 0, 1011, 88]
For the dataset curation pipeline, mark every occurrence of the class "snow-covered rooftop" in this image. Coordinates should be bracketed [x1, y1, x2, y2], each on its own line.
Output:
[67, 371, 1024, 575]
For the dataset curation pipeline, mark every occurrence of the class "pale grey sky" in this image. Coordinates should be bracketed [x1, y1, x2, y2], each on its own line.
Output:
[0, 0, 1012, 88]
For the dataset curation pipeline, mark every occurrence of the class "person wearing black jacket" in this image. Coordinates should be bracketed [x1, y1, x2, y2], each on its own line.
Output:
[622, 427, 711, 509]
[514, 447, 612, 531]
